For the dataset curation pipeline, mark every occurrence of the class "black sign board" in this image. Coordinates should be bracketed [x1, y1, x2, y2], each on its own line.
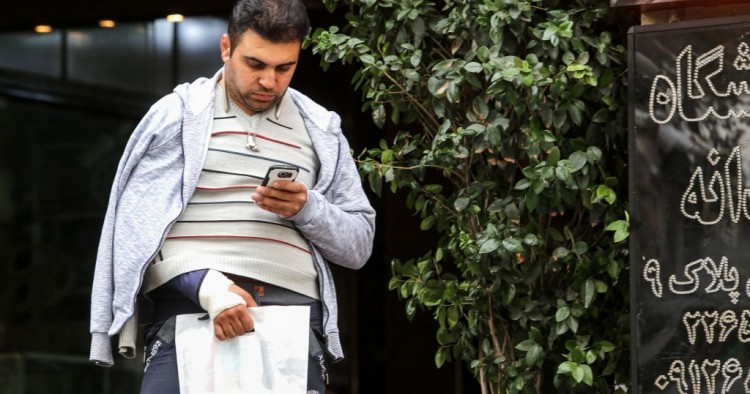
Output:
[629, 16, 750, 394]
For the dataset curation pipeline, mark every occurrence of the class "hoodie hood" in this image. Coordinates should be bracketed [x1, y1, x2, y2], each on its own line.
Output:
[173, 69, 222, 118]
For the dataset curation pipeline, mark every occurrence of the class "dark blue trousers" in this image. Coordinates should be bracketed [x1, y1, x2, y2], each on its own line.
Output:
[140, 282, 328, 394]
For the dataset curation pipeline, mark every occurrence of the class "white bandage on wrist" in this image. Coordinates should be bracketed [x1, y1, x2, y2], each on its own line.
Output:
[198, 270, 246, 319]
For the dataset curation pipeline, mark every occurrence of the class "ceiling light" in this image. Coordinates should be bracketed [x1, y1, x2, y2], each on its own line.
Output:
[166, 14, 184, 23]
[99, 20, 116, 28]
[34, 25, 53, 33]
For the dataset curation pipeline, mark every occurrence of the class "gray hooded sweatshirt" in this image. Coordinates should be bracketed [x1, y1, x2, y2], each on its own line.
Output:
[89, 69, 376, 366]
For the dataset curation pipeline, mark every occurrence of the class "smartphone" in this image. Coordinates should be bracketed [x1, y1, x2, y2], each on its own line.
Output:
[261, 165, 299, 187]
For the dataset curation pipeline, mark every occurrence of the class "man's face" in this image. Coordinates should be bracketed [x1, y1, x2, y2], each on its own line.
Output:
[220, 30, 301, 115]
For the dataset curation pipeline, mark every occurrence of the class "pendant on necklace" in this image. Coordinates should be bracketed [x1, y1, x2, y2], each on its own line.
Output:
[246, 133, 260, 152]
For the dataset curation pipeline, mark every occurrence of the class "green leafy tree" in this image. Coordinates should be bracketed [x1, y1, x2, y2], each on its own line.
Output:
[310, 0, 631, 392]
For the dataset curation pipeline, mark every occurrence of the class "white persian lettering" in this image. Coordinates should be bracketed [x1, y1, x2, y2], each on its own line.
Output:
[649, 44, 750, 124]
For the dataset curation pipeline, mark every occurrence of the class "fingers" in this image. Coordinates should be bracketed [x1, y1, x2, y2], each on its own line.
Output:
[213, 304, 255, 341]
[252, 182, 307, 218]
[215, 324, 226, 341]
[265, 180, 306, 193]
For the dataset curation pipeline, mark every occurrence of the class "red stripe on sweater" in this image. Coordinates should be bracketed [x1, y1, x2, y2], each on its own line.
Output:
[212, 131, 302, 149]
[165, 235, 311, 254]
[195, 186, 257, 191]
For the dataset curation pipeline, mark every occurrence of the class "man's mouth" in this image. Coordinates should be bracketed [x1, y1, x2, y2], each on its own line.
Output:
[252, 93, 275, 102]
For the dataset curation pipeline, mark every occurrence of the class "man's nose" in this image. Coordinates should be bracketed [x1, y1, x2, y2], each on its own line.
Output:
[258, 69, 276, 89]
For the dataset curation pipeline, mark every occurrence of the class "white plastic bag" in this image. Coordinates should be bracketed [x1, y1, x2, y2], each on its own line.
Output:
[175, 305, 310, 394]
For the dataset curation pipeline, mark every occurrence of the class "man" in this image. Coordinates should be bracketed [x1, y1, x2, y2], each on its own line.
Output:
[88, 0, 376, 392]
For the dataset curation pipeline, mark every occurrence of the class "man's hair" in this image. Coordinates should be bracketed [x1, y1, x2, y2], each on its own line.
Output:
[228, 0, 310, 53]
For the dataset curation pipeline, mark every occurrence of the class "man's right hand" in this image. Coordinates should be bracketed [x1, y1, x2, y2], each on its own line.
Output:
[213, 284, 258, 341]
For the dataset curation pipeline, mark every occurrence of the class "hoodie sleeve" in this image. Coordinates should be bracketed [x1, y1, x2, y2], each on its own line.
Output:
[89, 93, 185, 366]
[290, 114, 376, 270]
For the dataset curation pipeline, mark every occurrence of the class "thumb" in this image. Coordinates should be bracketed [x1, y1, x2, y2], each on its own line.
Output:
[229, 284, 258, 307]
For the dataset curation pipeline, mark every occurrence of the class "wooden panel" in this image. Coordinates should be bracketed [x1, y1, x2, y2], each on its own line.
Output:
[642, 4, 750, 25]
[613, 0, 748, 8]
[612, 0, 690, 6]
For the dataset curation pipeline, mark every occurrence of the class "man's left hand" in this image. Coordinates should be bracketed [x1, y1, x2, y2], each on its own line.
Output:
[252, 181, 307, 218]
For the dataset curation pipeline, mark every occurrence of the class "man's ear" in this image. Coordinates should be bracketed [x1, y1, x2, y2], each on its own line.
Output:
[220, 34, 231, 62]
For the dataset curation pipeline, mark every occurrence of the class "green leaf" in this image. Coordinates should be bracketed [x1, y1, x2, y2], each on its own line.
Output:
[606, 219, 629, 242]
[573, 241, 588, 254]
[591, 108, 610, 124]
[523, 234, 539, 246]
[568, 104, 583, 126]
[593, 184, 617, 205]
[607, 261, 620, 279]
[360, 54, 376, 65]
[435, 247, 444, 262]
[542, 129, 556, 142]
[368, 171, 382, 195]
[515, 179, 531, 190]
[595, 341, 616, 353]
[387, 276, 400, 290]
[567, 316, 579, 333]
[586, 350, 596, 364]
[605, 220, 626, 232]
[372, 104, 386, 128]
[525, 344, 543, 366]
[502, 237, 524, 253]
[502, 284, 516, 304]
[557, 361, 576, 374]
[464, 62, 483, 73]
[587, 146, 603, 162]
[572, 365, 585, 382]
[479, 238, 501, 254]
[381, 149, 394, 164]
[555, 307, 570, 322]
[472, 96, 489, 119]
[488, 199, 505, 213]
[424, 184, 443, 193]
[583, 279, 595, 308]
[435, 348, 447, 368]
[566, 63, 587, 72]
[516, 339, 537, 351]
[581, 364, 594, 385]
[548, 147, 561, 165]
[447, 306, 459, 329]
[505, 203, 520, 220]
[420, 216, 436, 230]
[454, 197, 470, 211]
[422, 282, 443, 306]
[428, 77, 449, 97]
[399, 283, 410, 299]
[569, 151, 587, 171]
[552, 247, 570, 261]
[530, 326, 543, 343]
[525, 191, 539, 211]
[410, 50, 422, 67]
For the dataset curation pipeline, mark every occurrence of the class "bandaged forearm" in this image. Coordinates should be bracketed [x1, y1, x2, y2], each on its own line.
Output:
[198, 270, 246, 319]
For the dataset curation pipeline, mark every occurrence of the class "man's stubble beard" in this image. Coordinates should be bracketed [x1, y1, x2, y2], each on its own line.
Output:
[224, 67, 281, 115]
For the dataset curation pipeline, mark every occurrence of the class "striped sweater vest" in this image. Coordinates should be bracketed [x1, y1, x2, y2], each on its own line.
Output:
[142, 84, 321, 299]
